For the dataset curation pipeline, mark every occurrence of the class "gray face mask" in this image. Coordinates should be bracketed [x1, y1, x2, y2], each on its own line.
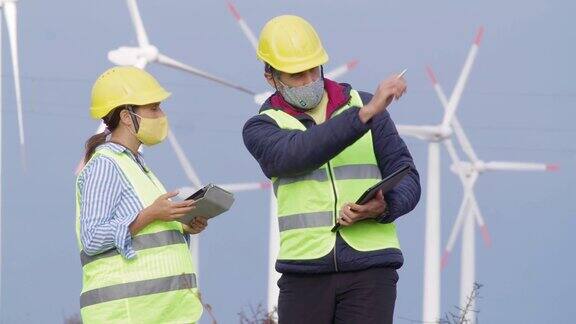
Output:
[277, 77, 324, 110]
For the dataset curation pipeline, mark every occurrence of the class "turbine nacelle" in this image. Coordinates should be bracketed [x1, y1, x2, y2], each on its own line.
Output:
[254, 91, 273, 105]
[108, 45, 159, 66]
[438, 126, 453, 139]
[0, 0, 18, 6]
[397, 125, 453, 142]
[449, 161, 484, 176]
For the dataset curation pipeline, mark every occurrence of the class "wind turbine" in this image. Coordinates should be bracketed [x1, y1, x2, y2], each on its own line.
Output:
[396, 27, 484, 323]
[109, 0, 255, 95]
[225, 1, 360, 313]
[0, 0, 24, 316]
[426, 66, 558, 323]
[74, 0, 257, 174]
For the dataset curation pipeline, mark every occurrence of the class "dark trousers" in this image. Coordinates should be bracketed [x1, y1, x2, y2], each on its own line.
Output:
[277, 267, 398, 324]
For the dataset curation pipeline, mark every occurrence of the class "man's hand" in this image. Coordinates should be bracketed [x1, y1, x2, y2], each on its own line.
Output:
[337, 190, 387, 226]
[359, 73, 407, 123]
[183, 216, 208, 235]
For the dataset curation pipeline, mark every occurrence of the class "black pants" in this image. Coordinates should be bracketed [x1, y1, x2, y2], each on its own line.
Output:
[277, 267, 398, 324]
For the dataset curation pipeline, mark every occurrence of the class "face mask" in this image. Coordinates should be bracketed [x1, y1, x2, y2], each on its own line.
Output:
[277, 77, 324, 110]
[129, 112, 169, 146]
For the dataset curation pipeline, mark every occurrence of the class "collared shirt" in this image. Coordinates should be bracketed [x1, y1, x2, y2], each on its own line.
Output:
[305, 91, 329, 124]
[77, 142, 151, 259]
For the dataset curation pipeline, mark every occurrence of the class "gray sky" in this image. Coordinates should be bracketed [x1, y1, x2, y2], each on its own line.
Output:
[1, 0, 575, 323]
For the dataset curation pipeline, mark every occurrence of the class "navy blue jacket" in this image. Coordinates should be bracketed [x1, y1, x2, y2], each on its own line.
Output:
[242, 80, 421, 274]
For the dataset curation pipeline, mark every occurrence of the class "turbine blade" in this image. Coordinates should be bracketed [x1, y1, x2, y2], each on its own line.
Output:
[470, 198, 492, 247]
[126, 0, 150, 46]
[324, 60, 359, 80]
[254, 91, 274, 105]
[157, 53, 255, 95]
[226, 1, 258, 50]
[442, 194, 471, 269]
[3, 2, 25, 169]
[483, 161, 559, 172]
[396, 125, 439, 140]
[427, 66, 480, 163]
[443, 139, 491, 249]
[440, 27, 484, 132]
[218, 181, 271, 193]
[167, 129, 203, 190]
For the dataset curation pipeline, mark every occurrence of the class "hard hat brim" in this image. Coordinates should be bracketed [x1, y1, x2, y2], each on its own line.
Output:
[259, 50, 329, 74]
[90, 88, 171, 119]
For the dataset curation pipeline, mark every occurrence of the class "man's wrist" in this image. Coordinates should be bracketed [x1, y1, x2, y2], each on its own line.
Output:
[374, 204, 391, 223]
[359, 104, 375, 124]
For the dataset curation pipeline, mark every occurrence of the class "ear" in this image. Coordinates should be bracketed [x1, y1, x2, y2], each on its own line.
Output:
[119, 109, 134, 128]
[264, 72, 276, 88]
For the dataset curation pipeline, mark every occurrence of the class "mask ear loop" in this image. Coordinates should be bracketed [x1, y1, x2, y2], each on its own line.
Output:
[126, 105, 140, 133]
[268, 64, 280, 93]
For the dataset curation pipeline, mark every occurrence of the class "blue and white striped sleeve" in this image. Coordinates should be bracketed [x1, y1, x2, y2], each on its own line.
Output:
[79, 156, 140, 259]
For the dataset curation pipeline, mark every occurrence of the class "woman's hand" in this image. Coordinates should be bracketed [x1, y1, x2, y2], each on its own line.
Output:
[182, 217, 208, 235]
[130, 191, 196, 235]
[143, 191, 196, 222]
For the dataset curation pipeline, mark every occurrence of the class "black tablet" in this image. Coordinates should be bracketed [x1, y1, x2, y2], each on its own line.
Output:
[331, 164, 411, 232]
[355, 164, 411, 205]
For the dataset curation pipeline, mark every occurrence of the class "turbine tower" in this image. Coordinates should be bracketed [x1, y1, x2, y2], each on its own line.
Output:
[0, 0, 24, 316]
[427, 66, 558, 323]
[397, 27, 485, 323]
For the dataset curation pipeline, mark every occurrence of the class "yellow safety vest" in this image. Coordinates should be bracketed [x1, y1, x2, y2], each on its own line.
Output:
[262, 89, 401, 261]
[75, 146, 202, 323]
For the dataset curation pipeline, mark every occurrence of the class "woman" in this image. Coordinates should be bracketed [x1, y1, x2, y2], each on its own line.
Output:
[75, 66, 206, 323]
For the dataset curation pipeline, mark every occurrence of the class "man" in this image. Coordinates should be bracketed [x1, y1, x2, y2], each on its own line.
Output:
[243, 15, 421, 324]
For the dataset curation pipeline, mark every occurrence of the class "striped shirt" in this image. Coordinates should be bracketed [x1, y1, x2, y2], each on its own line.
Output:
[76, 142, 152, 259]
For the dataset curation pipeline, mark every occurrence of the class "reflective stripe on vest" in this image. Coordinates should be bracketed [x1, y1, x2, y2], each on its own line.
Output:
[262, 89, 401, 261]
[278, 211, 334, 232]
[80, 230, 186, 266]
[80, 273, 197, 308]
[273, 164, 381, 195]
[333, 164, 381, 180]
[75, 147, 203, 323]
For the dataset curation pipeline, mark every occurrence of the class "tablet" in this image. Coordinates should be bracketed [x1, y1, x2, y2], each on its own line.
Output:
[176, 184, 235, 225]
[331, 164, 410, 232]
[355, 164, 411, 205]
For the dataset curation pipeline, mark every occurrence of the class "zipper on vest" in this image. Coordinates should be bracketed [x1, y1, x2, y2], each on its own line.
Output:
[326, 160, 339, 272]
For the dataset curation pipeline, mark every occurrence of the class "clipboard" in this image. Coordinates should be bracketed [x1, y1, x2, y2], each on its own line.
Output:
[331, 164, 411, 232]
[176, 184, 235, 225]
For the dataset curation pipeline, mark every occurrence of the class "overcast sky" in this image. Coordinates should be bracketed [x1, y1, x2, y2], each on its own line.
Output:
[1, 0, 574, 323]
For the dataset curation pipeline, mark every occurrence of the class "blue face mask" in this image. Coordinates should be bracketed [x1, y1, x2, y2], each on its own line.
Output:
[277, 77, 324, 110]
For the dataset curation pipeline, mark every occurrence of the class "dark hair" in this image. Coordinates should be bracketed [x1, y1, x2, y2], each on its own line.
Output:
[83, 106, 129, 163]
[265, 63, 281, 91]
[264, 63, 324, 79]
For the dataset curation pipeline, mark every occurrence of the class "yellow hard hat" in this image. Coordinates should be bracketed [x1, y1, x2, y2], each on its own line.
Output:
[90, 66, 171, 119]
[257, 15, 329, 74]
